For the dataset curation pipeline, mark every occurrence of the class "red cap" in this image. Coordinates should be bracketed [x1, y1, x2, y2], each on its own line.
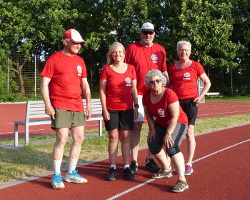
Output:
[63, 29, 86, 43]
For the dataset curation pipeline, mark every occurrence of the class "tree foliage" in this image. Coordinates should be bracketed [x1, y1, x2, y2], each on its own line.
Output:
[0, 0, 249, 96]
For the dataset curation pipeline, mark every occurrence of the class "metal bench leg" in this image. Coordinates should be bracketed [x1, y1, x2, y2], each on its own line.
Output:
[14, 123, 19, 147]
[99, 120, 102, 137]
[25, 124, 29, 146]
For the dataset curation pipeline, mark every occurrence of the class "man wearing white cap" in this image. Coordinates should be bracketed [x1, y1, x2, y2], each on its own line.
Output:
[126, 22, 169, 174]
[40, 29, 92, 189]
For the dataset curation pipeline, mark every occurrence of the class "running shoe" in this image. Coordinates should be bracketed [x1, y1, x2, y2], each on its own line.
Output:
[185, 163, 193, 175]
[171, 180, 189, 193]
[124, 167, 135, 180]
[107, 167, 116, 181]
[145, 158, 160, 172]
[152, 170, 173, 179]
[51, 173, 65, 190]
[130, 160, 138, 174]
[64, 170, 88, 183]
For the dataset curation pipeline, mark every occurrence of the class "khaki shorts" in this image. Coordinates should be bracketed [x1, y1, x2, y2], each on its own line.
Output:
[51, 108, 86, 129]
[134, 95, 145, 122]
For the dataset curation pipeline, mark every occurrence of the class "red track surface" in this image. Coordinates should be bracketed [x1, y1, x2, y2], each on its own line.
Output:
[1, 102, 250, 138]
[0, 101, 250, 199]
[1, 125, 249, 200]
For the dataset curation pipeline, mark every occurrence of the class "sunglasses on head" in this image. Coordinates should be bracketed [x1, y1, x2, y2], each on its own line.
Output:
[142, 31, 154, 35]
[150, 79, 161, 84]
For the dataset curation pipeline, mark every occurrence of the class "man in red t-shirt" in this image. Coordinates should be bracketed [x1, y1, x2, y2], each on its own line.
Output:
[125, 22, 169, 174]
[40, 29, 92, 190]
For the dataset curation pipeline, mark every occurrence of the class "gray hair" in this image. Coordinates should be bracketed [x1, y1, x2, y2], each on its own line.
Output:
[145, 70, 167, 88]
[107, 42, 125, 65]
[177, 41, 192, 50]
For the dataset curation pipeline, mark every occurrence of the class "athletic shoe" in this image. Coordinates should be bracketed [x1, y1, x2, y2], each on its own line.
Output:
[124, 167, 135, 180]
[64, 170, 88, 183]
[130, 160, 138, 174]
[145, 158, 160, 172]
[171, 180, 189, 193]
[185, 163, 193, 175]
[152, 170, 173, 179]
[107, 167, 116, 181]
[51, 173, 65, 190]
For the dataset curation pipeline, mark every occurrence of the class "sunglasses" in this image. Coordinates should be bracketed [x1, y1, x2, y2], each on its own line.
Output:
[150, 79, 161, 84]
[142, 31, 154, 35]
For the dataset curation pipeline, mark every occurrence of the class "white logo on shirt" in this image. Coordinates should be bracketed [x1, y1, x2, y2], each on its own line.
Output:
[183, 72, 190, 80]
[77, 66, 82, 76]
[125, 77, 132, 86]
[158, 108, 165, 117]
[151, 54, 158, 63]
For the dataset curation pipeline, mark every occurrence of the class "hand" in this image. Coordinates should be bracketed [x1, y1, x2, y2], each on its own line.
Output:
[147, 130, 156, 143]
[134, 108, 138, 120]
[45, 106, 55, 120]
[102, 110, 110, 121]
[194, 96, 202, 105]
[85, 104, 92, 120]
[164, 133, 174, 148]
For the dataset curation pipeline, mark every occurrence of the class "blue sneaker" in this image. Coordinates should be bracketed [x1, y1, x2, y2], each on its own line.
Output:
[51, 173, 65, 189]
[64, 170, 88, 184]
[185, 163, 193, 175]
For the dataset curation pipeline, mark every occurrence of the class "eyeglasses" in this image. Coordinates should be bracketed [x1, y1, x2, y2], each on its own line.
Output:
[142, 31, 154, 35]
[150, 79, 161, 84]
[178, 49, 190, 53]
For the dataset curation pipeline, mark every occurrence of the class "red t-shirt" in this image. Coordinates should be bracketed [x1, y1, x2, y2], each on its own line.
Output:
[168, 61, 205, 99]
[100, 64, 136, 110]
[125, 42, 167, 95]
[143, 88, 188, 127]
[40, 51, 87, 111]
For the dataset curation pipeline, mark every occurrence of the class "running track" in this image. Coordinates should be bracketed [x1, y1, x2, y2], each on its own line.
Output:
[1, 125, 249, 200]
[0, 101, 250, 199]
[1, 102, 250, 138]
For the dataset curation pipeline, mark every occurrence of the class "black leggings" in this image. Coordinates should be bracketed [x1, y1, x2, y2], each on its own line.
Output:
[148, 122, 187, 157]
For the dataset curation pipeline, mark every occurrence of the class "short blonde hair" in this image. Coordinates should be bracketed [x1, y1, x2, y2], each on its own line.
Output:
[107, 42, 125, 65]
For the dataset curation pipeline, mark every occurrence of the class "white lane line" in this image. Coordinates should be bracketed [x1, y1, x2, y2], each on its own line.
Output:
[106, 139, 250, 200]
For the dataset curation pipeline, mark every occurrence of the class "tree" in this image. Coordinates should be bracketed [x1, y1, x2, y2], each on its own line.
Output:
[0, 0, 78, 95]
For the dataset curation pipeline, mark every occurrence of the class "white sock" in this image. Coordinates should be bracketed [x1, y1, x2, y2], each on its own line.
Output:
[68, 159, 78, 174]
[53, 160, 62, 174]
[124, 164, 129, 169]
[111, 164, 116, 169]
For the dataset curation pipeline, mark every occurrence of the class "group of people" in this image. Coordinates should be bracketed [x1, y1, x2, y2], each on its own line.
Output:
[40, 22, 211, 193]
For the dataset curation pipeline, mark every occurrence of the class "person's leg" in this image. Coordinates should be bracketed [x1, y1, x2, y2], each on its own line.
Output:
[51, 127, 69, 189]
[120, 129, 131, 166]
[53, 128, 70, 170]
[120, 129, 134, 180]
[186, 124, 196, 164]
[108, 129, 119, 166]
[130, 121, 143, 162]
[171, 152, 186, 181]
[153, 149, 171, 172]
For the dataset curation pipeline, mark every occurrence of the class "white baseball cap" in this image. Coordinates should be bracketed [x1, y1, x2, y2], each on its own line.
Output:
[141, 22, 154, 32]
[63, 29, 86, 43]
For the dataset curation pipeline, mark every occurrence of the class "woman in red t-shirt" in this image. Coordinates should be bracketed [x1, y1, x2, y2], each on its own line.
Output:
[99, 42, 138, 181]
[168, 41, 211, 175]
[143, 69, 189, 193]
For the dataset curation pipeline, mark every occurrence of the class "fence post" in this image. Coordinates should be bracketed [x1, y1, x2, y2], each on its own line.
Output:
[7, 58, 10, 92]
[34, 55, 37, 97]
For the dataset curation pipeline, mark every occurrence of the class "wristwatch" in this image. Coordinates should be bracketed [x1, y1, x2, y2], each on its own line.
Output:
[134, 104, 139, 108]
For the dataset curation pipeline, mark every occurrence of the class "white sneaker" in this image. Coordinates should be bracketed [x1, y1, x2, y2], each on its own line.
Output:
[64, 170, 88, 184]
[51, 173, 65, 189]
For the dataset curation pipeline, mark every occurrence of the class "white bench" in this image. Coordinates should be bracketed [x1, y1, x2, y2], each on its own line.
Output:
[14, 99, 103, 146]
[206, 92, 221, 97]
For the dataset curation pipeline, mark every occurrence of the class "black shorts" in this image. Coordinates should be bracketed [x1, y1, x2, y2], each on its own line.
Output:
[104, 108, 134, 131]
[179, 98, 198, 125]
